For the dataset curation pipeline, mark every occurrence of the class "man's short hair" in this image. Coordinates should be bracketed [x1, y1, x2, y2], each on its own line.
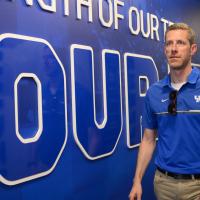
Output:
[165, 23, 196, 45]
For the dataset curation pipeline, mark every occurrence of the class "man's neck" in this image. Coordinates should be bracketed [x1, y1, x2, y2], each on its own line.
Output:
[170, 65, 192, 83]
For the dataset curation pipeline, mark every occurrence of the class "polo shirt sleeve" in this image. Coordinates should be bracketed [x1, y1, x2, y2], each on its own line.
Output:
[143, 90, 158, 130]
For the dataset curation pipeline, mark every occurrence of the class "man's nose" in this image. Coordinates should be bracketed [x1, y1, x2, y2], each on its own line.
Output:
[171, 43, 178, 52]
[171, 43, 178, 54]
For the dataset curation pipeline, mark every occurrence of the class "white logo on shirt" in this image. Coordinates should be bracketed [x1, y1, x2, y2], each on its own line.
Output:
[161, 99, 169, 103]
[194, 95, 200, 103]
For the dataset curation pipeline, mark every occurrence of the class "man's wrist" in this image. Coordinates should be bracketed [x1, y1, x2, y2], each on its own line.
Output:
[133, 176, 142, 184]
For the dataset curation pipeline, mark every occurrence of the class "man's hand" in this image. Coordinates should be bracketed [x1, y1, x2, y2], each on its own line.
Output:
[129, 129, 156, 200]
[129, 181, 142, 200]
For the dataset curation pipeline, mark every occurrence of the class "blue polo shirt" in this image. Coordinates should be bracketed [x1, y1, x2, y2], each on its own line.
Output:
[143, 67, 200, 174]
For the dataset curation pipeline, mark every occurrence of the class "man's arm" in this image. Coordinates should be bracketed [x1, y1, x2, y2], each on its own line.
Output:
[129, 128, 157, 200]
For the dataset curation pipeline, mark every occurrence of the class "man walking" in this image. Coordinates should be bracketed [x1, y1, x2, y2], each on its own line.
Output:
[129, 23, 200, 200]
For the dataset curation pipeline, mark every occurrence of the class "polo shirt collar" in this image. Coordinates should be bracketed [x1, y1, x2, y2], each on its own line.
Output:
[160, 74, 171, 87]
[160, 67, 199, 87]
[187, 67, 199, 84]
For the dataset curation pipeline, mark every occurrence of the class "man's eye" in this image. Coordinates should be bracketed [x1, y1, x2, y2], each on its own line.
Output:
[177, 40, 185, 45]
[165, 42, 172, 46]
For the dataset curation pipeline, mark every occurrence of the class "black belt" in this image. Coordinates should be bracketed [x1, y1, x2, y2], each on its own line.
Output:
[157, 167, 200, 180]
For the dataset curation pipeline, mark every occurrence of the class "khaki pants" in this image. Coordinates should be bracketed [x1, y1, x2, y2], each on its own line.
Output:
[154, 170, 200, 200]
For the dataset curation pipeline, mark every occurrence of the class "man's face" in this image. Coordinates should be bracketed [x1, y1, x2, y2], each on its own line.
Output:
[164, 29, 197, 70]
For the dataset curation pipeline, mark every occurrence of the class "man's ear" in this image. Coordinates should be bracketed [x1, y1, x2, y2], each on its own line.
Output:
[164, 45, 167, 56]
[191, 43, 197, 56]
